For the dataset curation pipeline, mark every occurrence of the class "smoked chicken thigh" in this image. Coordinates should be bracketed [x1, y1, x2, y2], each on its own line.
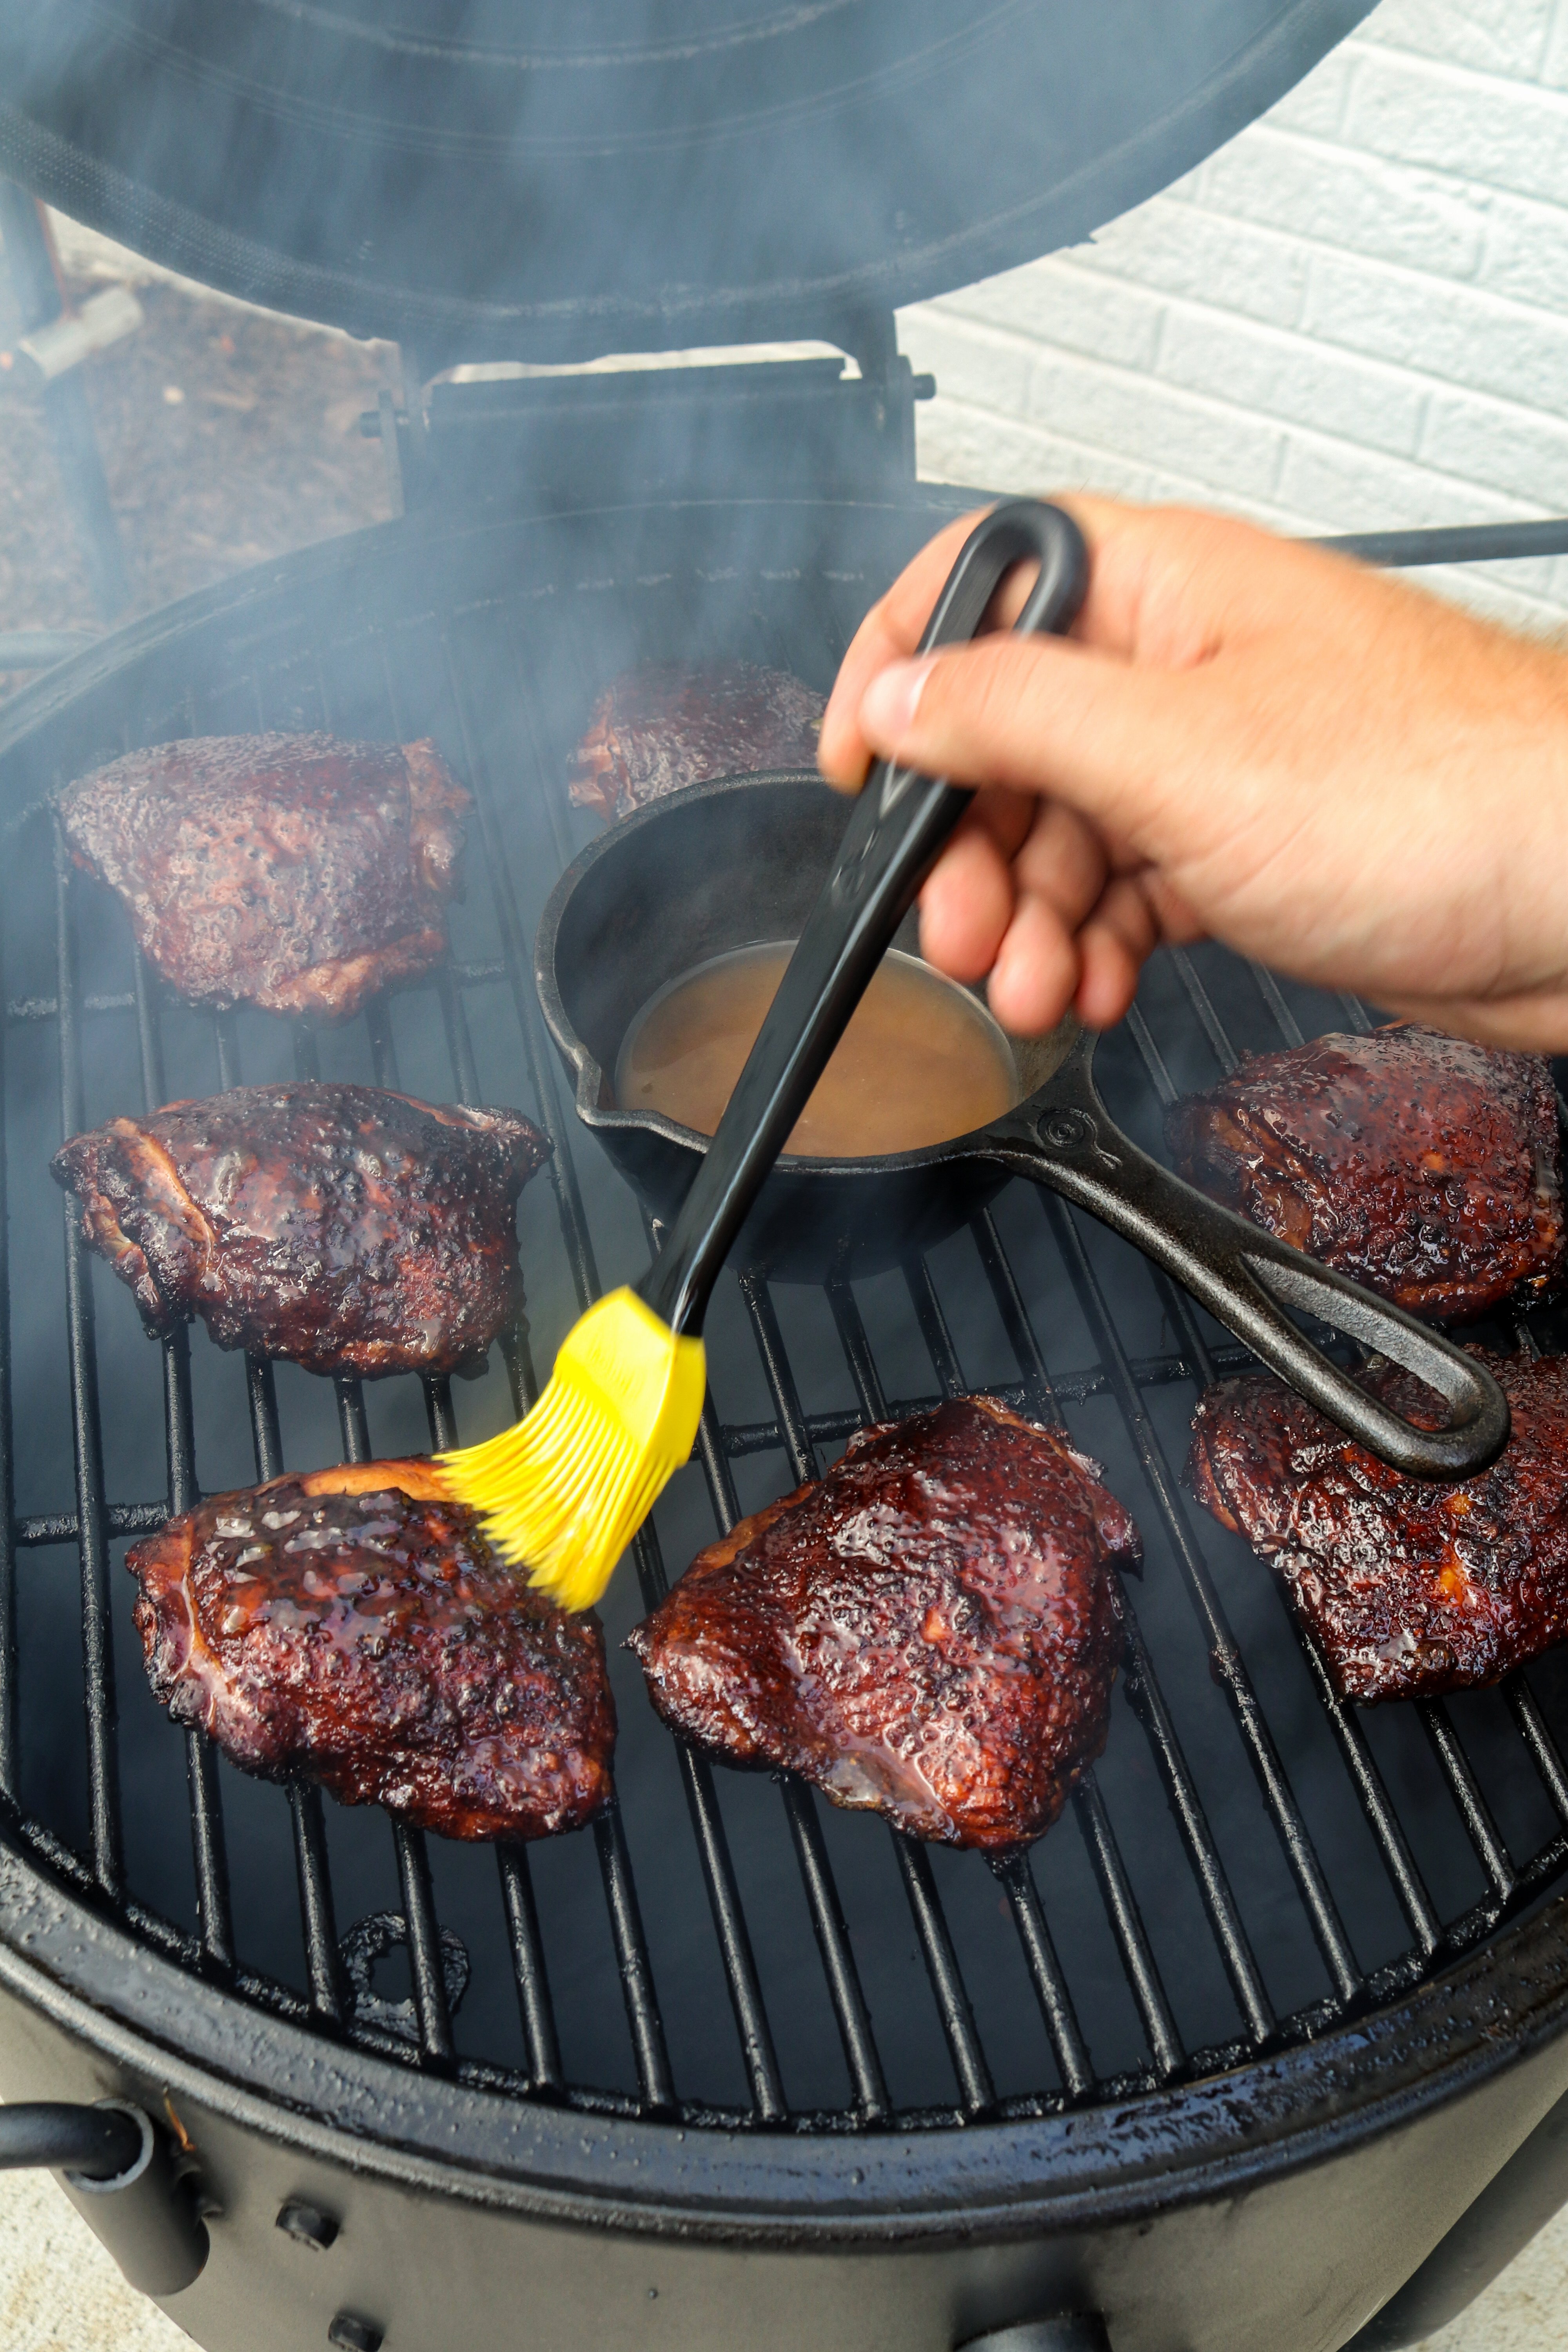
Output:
[1190, 1352, 1568, 1703]
[629, 1396, 1138, 1849]
[129, 1459, 615, 1841]
[53, 1082, 549, 1376]
[568, 661, 824, 823]
[1166, 1025, 1563, 1323]
[56, 732, 468, 1018]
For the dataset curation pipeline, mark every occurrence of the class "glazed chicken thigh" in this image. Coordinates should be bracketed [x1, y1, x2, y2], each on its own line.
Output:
[630, 1396, 1138, 1849]
[57, 732, 469, 1018]
[53, 1082, 549, 1376]
[1190, 1352, 1568, 1702]
[129, 1459, 615, 1840]
[568, 661, 825, 823]
[1167, 1025, 1563, 1323]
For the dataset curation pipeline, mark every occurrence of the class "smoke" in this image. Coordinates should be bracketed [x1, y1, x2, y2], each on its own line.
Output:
[0, 0, 1378, 370]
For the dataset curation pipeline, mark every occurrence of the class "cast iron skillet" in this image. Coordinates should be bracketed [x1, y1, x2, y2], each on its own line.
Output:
[537, 770, 1509, 1480]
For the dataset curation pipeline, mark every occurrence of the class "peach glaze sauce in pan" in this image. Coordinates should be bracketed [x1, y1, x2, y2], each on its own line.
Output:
[613, 943, 1020, 1158]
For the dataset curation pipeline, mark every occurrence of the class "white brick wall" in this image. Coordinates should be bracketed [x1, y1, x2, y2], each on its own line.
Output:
[897, 0, 1568, 630]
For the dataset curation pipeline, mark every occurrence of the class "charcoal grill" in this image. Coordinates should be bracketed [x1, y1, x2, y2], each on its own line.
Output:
[0, 494, 1563, 2352]
[4, 3, 1568, 2347]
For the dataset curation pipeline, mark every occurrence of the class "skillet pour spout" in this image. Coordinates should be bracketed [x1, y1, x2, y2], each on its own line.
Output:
[537, 770, 1507, 1479]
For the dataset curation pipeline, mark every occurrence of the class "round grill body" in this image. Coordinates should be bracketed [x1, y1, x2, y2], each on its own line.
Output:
[1, 497, 1567, 2350]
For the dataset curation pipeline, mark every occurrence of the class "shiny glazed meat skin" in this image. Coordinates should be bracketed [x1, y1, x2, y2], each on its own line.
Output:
[52, 1083, 549, 1376]
[628, 1396, 1138, 1849]
[129, 1459, 615, 1840]
[1166, 1025, 1563, 1321]
[56, 733, 469, 1018]
[567, 661, 825, 822]
[1189, 1353, 1568, 1702]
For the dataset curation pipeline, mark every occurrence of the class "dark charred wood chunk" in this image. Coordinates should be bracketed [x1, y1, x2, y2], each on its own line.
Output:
[1189, 1351, 1568, 1703]
[128, 1460, 615, 1841]
[1166, 1024, 1564, 1323]
[52, 1082, 549, 1377]
[568, 661, 824, 824]
[55, 732, 469, 1018]
[628, 1396, 1139, 1850]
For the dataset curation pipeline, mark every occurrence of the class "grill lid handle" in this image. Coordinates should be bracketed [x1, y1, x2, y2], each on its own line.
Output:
[981, 1029, 1510, 1481]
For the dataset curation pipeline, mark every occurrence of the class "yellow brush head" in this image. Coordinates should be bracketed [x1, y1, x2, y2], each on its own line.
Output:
[434, 1287, 706, 1613]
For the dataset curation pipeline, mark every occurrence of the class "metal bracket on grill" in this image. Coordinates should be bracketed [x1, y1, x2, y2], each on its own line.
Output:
[361, 313, 934, 517]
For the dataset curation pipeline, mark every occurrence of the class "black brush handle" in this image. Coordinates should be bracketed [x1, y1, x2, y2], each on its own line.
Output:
[642, 499, 1089, 1334]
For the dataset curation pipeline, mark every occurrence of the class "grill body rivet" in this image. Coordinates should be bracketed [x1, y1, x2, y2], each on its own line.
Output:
[277, 2198, 340, 2250]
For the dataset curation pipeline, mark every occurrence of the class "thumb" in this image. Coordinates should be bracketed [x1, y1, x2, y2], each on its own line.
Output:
[858, 630, 1201, 854]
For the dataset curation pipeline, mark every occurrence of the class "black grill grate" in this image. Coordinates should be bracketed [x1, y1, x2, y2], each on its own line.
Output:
[5, 505, 1568, 2133]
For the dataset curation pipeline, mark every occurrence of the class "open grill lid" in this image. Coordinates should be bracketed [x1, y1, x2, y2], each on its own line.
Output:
[0, 0, 1376, 364]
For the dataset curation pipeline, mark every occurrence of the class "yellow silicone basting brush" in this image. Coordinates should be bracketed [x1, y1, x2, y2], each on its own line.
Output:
[436, 500, 1089, 1608]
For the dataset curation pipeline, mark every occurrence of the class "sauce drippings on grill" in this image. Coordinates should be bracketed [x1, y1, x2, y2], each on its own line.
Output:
[614, 943, 1018, 1158]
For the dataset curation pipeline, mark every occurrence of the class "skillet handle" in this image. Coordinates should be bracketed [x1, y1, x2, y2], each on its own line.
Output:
[984, 1035, 1509, 1479]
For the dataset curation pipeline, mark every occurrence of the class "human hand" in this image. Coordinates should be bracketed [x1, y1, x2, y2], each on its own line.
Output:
[817, 495, 1568, 1052]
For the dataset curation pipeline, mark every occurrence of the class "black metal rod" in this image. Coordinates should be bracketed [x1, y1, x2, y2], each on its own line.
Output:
[1417, 1702, 1515, 1901]
[1508, 1679, 1568, 1826]
[593, 1802, 676, 2114]
[893, 1835, 996, 2117]
[437, 631, 603, 1315]
[394, 1821, 456, 2064]
[53, 825, 121, 1895]
[496, 1844, 563, 2093]
[243, 1311, 342, 2021]
[991, 1854, 1094, 2098]
[1073, 1771, 1184, 2082]
[1143, 1259, 1441, 1959]
[0, 2101, 144, 2179]
[212, 1008, 241, 1094]
[830, 1268, 1021, 2113]
[1319, 517, 1568, 567]
[619, 1422, 786, 2126]
[288, 1781, 344, 2024]
[133, 948, 234, 1972]
[696, 1325, 889, 2123]
[1049, 1196, 1351, 2014]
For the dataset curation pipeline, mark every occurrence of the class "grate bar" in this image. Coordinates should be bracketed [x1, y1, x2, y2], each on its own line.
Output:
[439, 632, 601, 1315]
[242, 1352, 348, 2020]
[1142, 1253, 1441, 1958]
[1249, 963, 1303, 1047]
[623, 1478, 787, 2124]
[593, 1802, 677, 2113]
[394, 1821, 456, 2063]
[133, 948, 235, 1970]
[892, 1836, 996, 2117]
[991, 1854, 1094, 2098]
[1171, 950, 1239, 1074]
[497, 1844, 564, 2092]
[697, 1313, 891, 2123]
[1051, 1197, 1354, 2012]
[436, 965, 483, 1108]
[1417, 1703, 1515, 1900]
[1508, 1679, 1568, 1825]
[780, 1777, 890, 2122]
[822, 1273, 998, 2117]
[288, 1780, 344, 2023]
[53, 828, 121, 1895]
[1074, 1772, 1183, 2081]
